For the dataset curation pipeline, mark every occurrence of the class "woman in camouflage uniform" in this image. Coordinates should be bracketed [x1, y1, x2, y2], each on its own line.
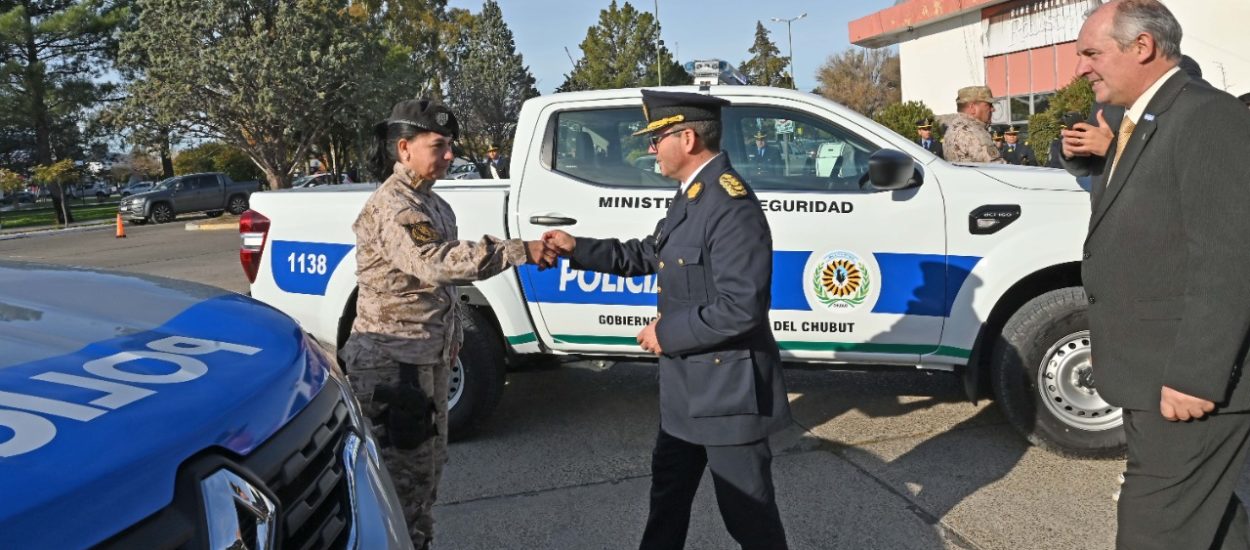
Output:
[340, 99, 552, 548]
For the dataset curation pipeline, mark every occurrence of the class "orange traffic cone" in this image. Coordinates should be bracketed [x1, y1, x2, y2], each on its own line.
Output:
[115, 213, 126, 239]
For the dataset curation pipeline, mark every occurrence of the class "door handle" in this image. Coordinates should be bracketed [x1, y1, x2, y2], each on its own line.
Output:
[529, 215, 577, 226]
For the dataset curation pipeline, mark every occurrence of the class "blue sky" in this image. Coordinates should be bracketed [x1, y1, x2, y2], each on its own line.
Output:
[446, 0, 897, 94]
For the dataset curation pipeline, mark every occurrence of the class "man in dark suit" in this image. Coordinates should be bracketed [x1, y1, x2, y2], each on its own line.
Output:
[745, 131, 782, 176]
[482, 143, 509, 179]
[544, 90, 790, 550]
[999, 126, 1036, 165]
[1061, 2, 1250, 548]
[915, 117, 944, 159]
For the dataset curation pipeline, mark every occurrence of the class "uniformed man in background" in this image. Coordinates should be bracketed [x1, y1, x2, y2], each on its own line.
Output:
[544, 89, 791, 550]
[1000, 126, 1036, 165]
[915, 117, 944, 159]
[938, 86, 1007, 164]
[341, 98, 554, 549]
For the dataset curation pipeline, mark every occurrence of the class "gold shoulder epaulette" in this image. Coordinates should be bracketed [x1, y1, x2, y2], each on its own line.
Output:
[718, 173, 747, 198]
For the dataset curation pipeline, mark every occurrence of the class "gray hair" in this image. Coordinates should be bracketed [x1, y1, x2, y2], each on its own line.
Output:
[675, 120, 722, 152]
[1092, 0, 1183, 61]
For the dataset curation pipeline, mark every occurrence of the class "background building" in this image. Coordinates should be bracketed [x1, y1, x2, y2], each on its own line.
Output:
[850, 0, 1250, 129]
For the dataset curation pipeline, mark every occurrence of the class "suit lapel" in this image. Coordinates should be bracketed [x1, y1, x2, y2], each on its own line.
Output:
[1088, 72, 1189, 237]
[657, 189, 686, 249]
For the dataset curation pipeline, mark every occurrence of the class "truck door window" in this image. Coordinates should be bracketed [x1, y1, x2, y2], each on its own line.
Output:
[551, 108, 672, 189]
[724, 106, 880, 193]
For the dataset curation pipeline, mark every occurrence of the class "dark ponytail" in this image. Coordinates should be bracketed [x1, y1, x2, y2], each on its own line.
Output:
[367, 121, 425, 181]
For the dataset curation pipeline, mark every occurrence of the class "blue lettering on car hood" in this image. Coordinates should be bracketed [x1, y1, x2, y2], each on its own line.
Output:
[0, 294, 328, 548]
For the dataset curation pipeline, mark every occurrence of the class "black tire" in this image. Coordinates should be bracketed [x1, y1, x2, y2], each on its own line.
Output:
[149, 203, 175, 224]
[448, 306, 507, 441]
[95, 192, 107, 200]
[130, 218, 147, 226]
[991, 287, 1125, 458]
[226, 195, 248, 215]
[205, 210, 224, 218]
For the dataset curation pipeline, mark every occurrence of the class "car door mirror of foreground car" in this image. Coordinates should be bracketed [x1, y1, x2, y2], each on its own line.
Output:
[866, 149, 921, 191]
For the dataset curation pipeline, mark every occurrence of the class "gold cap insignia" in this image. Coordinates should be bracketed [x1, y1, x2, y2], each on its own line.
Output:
[718, 173, 746, 198]
[687, 182, 703, 200]
[405, 222, 441, 245]
[632, 114, 685, 136]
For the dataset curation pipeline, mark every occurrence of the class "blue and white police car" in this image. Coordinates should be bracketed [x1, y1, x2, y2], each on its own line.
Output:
[244, 85, 1112, 458]
[0, 261, 412, 548]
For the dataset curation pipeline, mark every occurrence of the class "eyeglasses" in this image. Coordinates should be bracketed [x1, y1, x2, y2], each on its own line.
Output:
[649, 128, 686, 148]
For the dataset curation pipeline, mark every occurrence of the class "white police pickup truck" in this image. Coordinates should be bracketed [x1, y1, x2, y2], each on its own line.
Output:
[244, 86, 1114, 457]
[0, 261, 411, 548]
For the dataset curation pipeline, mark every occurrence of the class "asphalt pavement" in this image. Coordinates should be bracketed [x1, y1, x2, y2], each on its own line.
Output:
[0, 221, 1130, 549]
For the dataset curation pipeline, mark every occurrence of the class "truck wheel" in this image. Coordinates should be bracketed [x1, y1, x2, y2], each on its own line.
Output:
[448, 306, 507, 441]
[205, 210, 224, 218]
[150, 203, 175, 224]
[226, 195, 248, 215]
[991, 287, 1125, 458]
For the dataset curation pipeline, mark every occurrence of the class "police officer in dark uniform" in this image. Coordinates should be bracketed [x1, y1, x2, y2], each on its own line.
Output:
[915, 117, 944, 159]
[999, 125, 1036, 165]
[544, 89, 791, 550]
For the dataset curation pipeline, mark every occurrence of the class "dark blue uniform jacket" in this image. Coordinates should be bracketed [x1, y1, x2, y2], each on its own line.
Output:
[571, 153, 791, 446]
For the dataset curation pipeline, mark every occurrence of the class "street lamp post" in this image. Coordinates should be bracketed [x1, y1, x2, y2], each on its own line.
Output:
[654, 0, 662, 86]
[770, 13, 807, 89]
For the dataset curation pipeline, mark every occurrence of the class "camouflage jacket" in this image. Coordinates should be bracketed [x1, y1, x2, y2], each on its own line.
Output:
[938, 113, 1006, 164]
[343, 162, 526, 366]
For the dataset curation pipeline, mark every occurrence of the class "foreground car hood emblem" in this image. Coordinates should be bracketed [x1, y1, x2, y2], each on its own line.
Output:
[201, 468, 277, 550]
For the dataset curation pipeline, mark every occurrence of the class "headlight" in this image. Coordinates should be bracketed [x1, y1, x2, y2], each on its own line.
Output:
[303, 334, 366, 432]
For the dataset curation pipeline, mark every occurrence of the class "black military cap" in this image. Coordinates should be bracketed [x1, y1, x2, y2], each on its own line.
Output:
[1004, 125, 1019, 135]
[377, 99, 459, 140]
[487, 143, 500, 152]
[633, 89, 730, 136]
[915, 117, 934, 130]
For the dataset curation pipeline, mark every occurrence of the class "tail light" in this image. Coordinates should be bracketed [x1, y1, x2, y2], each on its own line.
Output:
[239, 209, 271, 283]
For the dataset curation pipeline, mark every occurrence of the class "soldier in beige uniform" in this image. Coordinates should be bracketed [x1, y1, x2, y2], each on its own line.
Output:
[340, 99, 553, 548]
[939, 86, 1008, 164]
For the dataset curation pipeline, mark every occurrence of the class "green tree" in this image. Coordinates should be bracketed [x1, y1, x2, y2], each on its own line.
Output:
[444, 1, 538, 157]
[119, 0, 376, 189]
[738, 21, 791, 88]
[0, 167, 22, 195]
[99, 81, 180, 179]
[557, 1, 689, 92]
[873, 101, 938, 142]
[815, 48, 901, 117]
[31, 159, 77, 224]
[174, 142, 262, 182]
[0, 0, 130, 166]
[1027, 78, 1094, 166]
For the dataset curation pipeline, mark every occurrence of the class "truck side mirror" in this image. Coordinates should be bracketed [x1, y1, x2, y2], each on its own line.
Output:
[866, 149, 920, 191]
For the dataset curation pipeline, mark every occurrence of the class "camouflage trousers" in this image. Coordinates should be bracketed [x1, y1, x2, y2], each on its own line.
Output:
[344, 346, 450, 547]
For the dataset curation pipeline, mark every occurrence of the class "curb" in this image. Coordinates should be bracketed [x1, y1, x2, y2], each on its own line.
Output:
[184, 218, 239, 231]
[0, 221, 115, 241]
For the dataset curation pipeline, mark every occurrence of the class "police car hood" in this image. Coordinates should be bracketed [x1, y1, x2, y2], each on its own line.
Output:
[0, 262, 330, 547]
[972, 163, 1091, 192]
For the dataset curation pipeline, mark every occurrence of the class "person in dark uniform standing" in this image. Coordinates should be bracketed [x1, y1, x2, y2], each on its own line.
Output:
[915, 117, 944, 159]
[482, 143, 509, 179]
[745, 131, 782, 176]
[544, 90, 791, 550]
[999, 126, 1036, 165]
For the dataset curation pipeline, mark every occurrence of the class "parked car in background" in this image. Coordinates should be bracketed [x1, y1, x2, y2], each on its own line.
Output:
[119, 172, 258, 224]
[0, 261, 411, 548]
[447, 162, 482, 180]
[120, 181, 156, 197]
[292, 173, 337, 188]
[0, 192, 37, 206]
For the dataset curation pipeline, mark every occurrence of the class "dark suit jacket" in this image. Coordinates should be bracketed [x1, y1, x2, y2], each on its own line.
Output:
[1068, 71, 1250, 411]
[917, 138, 944, 159]
[745, 145, 782, 176]
[481, 156, 510, 179]
[571, 153, 791, 445]
[1000, 142, 1035, 165]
